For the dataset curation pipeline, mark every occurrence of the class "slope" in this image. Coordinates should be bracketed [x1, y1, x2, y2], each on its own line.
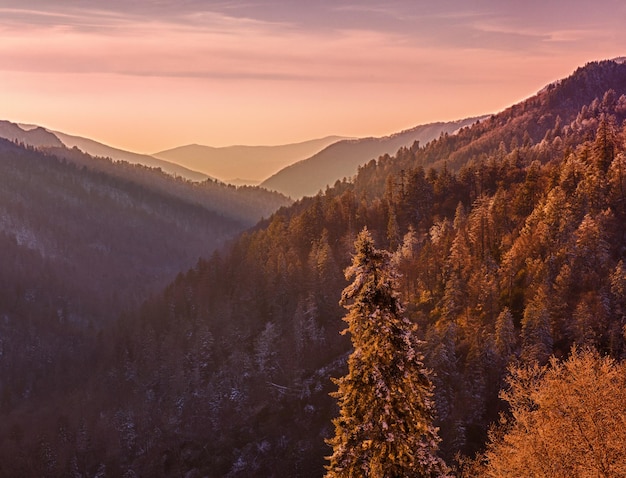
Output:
[0, 138, 251, 326]
[260, 117, 483, 198]
[44, 144, 291, 225]
[3, 121, 210, 182]
[154, 136, 347, 184]
[0, 137, 292, 459]
[0, 120, 63, 148]
[53, 129, 211, 181]
[3, 60, 626, 478]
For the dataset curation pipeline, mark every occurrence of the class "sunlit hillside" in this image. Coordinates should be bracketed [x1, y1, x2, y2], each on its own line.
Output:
[2, 60, 626, 477]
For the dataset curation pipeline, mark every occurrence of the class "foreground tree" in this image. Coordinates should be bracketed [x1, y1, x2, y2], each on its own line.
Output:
[481, 348, 626, 477]
[325, 228, 447, 477]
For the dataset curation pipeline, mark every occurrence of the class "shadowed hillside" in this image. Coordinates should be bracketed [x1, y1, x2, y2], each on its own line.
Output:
[0, 139, 290, 452]
[0, 121, 210, 181]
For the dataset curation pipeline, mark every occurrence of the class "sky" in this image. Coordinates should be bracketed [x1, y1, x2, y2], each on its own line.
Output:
[0, 1, 625, 153]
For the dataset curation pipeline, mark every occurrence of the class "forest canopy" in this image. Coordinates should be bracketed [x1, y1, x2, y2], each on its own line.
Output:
[2, 60, 626, 477]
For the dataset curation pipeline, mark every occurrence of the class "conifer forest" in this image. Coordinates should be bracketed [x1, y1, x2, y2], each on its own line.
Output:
[3, 60, 626, 477]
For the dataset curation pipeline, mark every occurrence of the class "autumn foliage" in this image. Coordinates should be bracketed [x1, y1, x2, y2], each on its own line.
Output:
[481, 348, 626, 477]
[2, 60, 626, 476]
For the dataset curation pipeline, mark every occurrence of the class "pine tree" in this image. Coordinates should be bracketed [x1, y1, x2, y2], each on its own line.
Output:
[520, 287, 553, 365]
[325, 228, 447, 478]
[494, 307, 516, 362]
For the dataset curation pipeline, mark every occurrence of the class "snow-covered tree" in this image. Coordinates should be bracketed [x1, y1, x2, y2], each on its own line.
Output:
[325, 228, 447, 477]
[521, 287, 553, 365]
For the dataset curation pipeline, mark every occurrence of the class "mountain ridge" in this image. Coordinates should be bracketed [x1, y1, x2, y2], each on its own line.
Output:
[53, 129, 211, 182]
[3, 59, 626, 477]
[260, 117, 484, 198]
[9, 118, 489, 195]
[0, 120, 63, 148]
[153, 136, 348, 184]
[0, 120, 211, 182]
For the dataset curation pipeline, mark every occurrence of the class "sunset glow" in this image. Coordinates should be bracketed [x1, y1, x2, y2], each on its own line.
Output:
[1, 1, 625, 153]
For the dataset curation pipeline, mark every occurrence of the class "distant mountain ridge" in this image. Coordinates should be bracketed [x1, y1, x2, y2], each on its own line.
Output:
[4, 119, 486, 197]
[44, 144, 291, 226]
[5, 121, 210, 181]
[153, 136, 348, 184]
[0, 120, 63, 148]
[260, 117, 484, 198]
[52, 130, 210, 181]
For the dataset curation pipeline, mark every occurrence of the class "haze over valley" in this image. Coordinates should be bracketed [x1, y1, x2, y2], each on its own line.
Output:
[0, 118, 484, 198]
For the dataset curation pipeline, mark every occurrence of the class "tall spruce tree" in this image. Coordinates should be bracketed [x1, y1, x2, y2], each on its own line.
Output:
[325, 228, 447, 478]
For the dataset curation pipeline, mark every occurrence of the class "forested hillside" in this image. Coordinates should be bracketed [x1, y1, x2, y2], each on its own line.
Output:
[0, 139, 290, 468]
[2, 60, 626, 477]
[260, 117, 481, 198]
[0, 139, 289, 321]
[44, 145, 291, 225]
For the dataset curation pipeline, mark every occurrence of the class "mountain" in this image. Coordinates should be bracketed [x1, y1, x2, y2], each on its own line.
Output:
[3, 59, 626, 477]
[260, 117, 483, 198]
[0, 120, 63, 148]
[7, 122, 210, 182]
[52, 130, 211, 181]
[153, 136, 347, 184]
[1, 120, 291, 224]
[0, 138, 289, 327]
[45, 144, 291, 226]
[0, 137, 291, 471]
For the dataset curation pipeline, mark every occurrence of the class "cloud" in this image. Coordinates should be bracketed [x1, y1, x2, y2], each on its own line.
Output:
[0, 6, 449, 85]
[1, 2, 619, 88]
[1, 0, 625, 151]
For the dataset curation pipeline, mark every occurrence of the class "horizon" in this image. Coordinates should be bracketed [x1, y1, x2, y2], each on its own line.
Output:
[1, 1, 625, 154]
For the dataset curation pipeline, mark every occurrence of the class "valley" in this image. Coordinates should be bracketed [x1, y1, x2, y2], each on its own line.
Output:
[2, 59, 626, 476]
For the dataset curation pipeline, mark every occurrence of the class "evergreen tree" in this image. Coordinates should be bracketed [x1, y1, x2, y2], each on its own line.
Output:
[494, 307, 516, 362]
[325, 228, 447, 477]
[520, 287, 553, 365]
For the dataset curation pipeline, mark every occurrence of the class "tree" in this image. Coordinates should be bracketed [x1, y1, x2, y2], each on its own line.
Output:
[325, 228, 447, 477]
[494, 308, 516, 364]
[520, 287, 553, 365]
[482, 348, 626, 478]
[592, 114, 617, 174]
[254, 321, 280, 378]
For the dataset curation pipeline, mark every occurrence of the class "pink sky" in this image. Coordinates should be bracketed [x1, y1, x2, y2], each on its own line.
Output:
[1, 1, 625, 153]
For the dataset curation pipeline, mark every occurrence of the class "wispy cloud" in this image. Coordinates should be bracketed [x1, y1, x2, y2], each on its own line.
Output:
[0, 8, 456, 84]
[0, 1, 624, 151]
